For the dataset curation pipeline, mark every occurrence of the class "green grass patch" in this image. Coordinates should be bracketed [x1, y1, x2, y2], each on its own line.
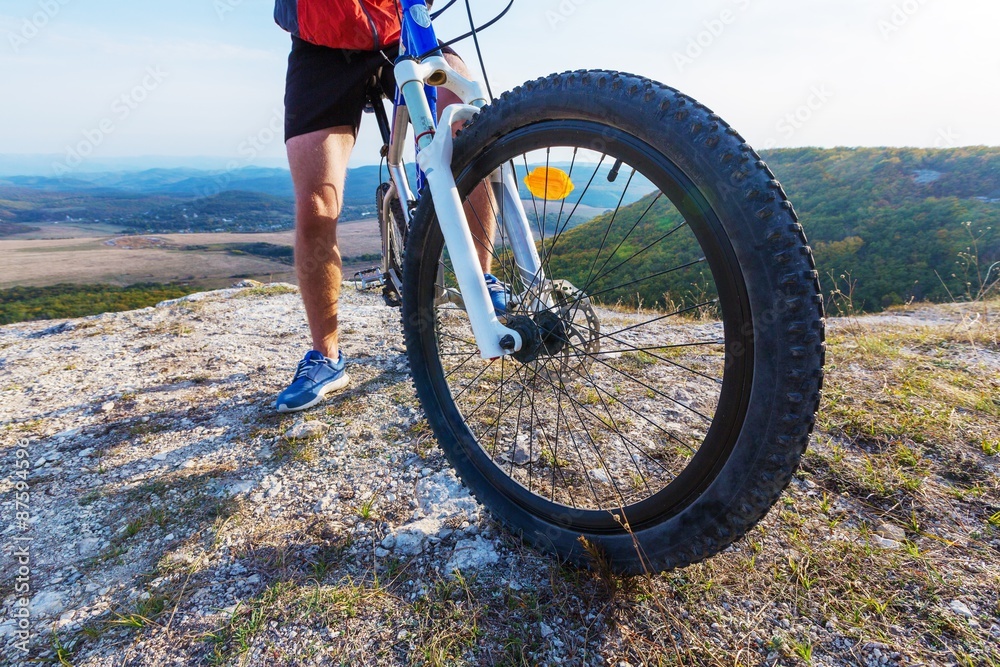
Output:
[0, 282, 205, 324]
[235, 283, 298, 298]
[204, 579, 383, 664]
[0, 222, 40, 236]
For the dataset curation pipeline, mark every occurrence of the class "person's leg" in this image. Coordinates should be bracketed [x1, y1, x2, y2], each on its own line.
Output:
[286, 126, 355, 358]
[276, 38, 385, 411]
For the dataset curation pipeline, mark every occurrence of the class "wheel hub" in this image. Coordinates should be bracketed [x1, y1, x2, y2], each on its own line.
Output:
[505, 315, 541, 364]
[504, 284, 595, 367]
[535, 311, 568, 356]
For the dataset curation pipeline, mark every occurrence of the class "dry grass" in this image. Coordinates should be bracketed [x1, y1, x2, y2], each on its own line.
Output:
[0, 223, 387, 289]
[0, 236, 296, 289]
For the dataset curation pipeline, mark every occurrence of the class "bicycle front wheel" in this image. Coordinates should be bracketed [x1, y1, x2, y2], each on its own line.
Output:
[401, 70, 825, 574]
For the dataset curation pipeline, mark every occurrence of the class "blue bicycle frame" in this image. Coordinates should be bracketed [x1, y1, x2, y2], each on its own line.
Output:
[395, 0, 439, 196]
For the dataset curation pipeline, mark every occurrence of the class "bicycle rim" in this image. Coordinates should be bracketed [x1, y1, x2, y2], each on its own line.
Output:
[420, 120, 754, 532]
[378, 183, 406, 276]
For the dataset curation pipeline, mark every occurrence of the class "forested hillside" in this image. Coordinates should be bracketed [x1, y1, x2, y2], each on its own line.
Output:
[549, 147, 999, 312]
[765, 147, 999, 309]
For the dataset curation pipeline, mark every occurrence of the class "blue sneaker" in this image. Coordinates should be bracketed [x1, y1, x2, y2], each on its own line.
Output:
[275, 350, 350, 413]
[483, 273, 509, 316]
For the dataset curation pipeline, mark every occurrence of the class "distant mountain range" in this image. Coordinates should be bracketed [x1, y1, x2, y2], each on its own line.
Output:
[0, 166, 384, 231]
[0, 154, 290, 177]
[1, 147, 997, 311]
[0, 161, 652, 233]
[4, 166, 296, 198]
[2, 167, 295, 198]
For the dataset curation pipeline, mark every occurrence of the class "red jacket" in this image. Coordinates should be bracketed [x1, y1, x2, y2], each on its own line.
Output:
[274, 0, 402, 51]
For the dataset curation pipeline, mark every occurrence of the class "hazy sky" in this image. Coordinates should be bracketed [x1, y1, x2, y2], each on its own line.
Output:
[2, 0, 997, 173]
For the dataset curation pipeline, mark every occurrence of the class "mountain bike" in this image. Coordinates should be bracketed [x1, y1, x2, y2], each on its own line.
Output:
[369, 0, 825, 574]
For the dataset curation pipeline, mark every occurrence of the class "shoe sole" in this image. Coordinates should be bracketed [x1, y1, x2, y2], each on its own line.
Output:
[276, 372, 351, 413]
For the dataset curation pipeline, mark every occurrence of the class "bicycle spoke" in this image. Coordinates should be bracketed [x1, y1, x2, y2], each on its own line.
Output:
[434, 327, 478, 350]
[526, 361, 644, 507]
[533, 355, 610, 507]
[553, 342, 702, 457]
[564, 336, 713, 423]
[459, 379, 507, 424]
[490, 354, 509, 459]
[592, 300, 719, 344]
[554, 352, 654, 497]
[556, 216, 689, 317]
[549, 366, 565, 503]
[514, 155, 607, 300]
[581, 166, 636, 293]
[552, 317, 725, 386]
[442, 348, 482, 380]
[554, 341, 724, 359]
[550, 148, 579, 264]
[447, 357, 498, 403]
[538, 148, 550, 263]
[586, 221, 692, 295]
[431, 139, 739, 514]
[538, 155, 607, 269]
[525, 358, 542, 492]
[568, 257, 707, 307]
[508, 351, 530, 479]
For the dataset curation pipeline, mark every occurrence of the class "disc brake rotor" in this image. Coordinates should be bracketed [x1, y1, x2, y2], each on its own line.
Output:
[539, 279, 601, 382]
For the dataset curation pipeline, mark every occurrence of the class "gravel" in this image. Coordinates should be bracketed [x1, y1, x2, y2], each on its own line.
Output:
[1, 283, 997, 666]
[0, 283, 514, 664]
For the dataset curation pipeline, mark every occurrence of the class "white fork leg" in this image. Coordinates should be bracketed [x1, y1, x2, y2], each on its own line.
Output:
[416, 102, 523, 359]
[393, 57, 554, 357]
[395, 65, 522, 358]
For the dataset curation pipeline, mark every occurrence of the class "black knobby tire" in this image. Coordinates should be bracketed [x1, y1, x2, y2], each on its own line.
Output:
[376, 182, 407, 306]
[401, 70, 825, 574]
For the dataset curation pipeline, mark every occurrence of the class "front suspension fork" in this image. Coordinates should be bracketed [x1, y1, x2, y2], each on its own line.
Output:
[395, 56, 544, 359]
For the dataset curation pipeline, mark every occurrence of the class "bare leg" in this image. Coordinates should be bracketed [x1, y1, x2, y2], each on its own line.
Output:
[286, 126, 355, 358]
[440, 53, 497, 274]
[287, 55, 496, 365]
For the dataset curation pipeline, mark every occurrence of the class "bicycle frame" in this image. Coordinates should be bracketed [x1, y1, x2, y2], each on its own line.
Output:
[385, 0, 544, 359]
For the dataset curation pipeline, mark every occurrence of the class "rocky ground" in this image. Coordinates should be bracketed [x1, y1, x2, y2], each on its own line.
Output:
[0, 284, 997, 666]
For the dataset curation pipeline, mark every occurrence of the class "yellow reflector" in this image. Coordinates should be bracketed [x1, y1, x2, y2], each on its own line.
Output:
[523, 167, 575, 200]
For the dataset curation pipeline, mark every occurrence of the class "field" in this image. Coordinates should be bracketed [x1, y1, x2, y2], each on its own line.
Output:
[0, 221, 383, 290]
[0, 222, 129, 240]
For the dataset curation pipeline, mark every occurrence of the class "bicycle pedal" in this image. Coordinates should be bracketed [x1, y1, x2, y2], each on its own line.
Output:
[352, 267, 385, 291]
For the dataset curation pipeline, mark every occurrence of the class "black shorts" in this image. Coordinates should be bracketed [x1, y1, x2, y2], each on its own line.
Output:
[283, 36, 457, 142]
